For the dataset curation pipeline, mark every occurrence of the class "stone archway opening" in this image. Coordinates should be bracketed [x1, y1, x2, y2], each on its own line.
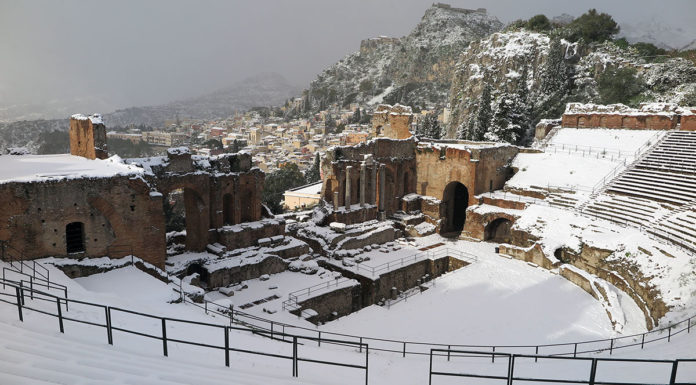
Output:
[440, 181, 469, 236]
[484, 218, 513, 243]
[222, 193, 234, 226]
[164, 186, 207, 252]
[185, 263, 209, 288]
[66, 222, 85, 254]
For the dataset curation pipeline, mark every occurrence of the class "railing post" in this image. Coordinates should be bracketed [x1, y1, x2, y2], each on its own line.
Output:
[29, 276, 34, 300]
[447, 345, 451, 362]
[15, 286, 23, 322]
[573, 343, 577, 358]
[688, 318, 691, 333]
[507, 355, 514, 385]
[359, 337, 363, 353]
[492, 346, 496, 363]
[161, 318, 168, 357]
[589, 358, 597, 385]
[19, 280, 25, 306]
[318, 331, 321, 347]
[402, 342, 406, 357]
[669, 360, 678, 385]
[609, 338, 614, 355]
[641, 333, 645, 349]
[292, 336, 298, 377]
[365, 345, 369, 385]
[224, 326, 230, 367]
[105, 307, 113, 345]
[535, 346, 539, 362]
[428, 349, 433, 385]
[271, 321, 274, 339]
[668, 326, 671, 342]
[56, 298, 64, 333]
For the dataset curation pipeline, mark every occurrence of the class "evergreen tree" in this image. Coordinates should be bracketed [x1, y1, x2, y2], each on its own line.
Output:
[262, 163, 306, 213]
[304, 153, 321, 184]
[537, 38, 570, 120]
[473, 82, 493, 141]
[351, 108, 362, 124]
[425, 113, 441, 140]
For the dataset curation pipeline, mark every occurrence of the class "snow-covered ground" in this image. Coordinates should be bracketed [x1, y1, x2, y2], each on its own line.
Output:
[0, 154, 143, 184]
[508, 128, 662, 191]
[0, 243, 694, 384]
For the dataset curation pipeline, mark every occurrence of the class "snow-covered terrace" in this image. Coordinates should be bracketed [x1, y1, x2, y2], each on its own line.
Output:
[0, 154, 144, 184]
[508, 128, 662, 193]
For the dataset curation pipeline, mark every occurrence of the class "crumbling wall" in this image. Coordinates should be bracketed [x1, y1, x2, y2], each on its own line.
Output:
[70, 114, 108, 160]
[0, 176, 166, 268]
[372, 104, 414, 139]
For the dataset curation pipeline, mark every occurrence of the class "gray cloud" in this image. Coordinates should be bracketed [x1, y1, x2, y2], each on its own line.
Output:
[1, 0, 694, 118]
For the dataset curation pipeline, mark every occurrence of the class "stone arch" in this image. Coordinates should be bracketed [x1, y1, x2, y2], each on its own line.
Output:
[440, 181, 469, 235]
[577, 116, 588, 128]
[484, 218, 513, 243]
[599, 116, 609, 128]
[161, 183, 208, 252]
[65, 222, 85, 254]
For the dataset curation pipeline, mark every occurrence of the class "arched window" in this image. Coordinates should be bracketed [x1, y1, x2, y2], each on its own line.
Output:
[66, 222, 85, 254]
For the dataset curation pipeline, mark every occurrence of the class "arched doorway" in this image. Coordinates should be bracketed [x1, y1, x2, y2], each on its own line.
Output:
[577, 117, 588, 128]
[440, 181, 469, 236]
[163, 186, 207, 252]
[240, 187, 255, 223]
[222, 193, 234, 226]
[484, 218, 512, 243]
[66, 222, 85, 254]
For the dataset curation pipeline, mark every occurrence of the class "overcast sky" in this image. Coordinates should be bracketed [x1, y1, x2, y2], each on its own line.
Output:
[1, 0, 694, 115]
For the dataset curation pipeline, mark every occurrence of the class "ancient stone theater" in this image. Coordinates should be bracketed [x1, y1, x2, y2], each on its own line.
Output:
[0, 114, 282, 269]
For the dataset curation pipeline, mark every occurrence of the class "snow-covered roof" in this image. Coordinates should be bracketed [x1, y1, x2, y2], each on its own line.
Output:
[71, 113, 103, 125]
[287, 181, 322, 196]
[0, 154, 144, 184]
[565, 102, 691, 116]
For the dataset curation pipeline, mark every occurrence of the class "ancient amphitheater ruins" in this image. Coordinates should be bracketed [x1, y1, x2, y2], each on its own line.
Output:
[1, 102, 696, 383]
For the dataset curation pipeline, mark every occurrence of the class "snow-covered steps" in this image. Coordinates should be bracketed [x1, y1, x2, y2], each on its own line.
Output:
[649, 209, 696, 253]
[583, 193, 669, 227]
[604, 131, 696, 206]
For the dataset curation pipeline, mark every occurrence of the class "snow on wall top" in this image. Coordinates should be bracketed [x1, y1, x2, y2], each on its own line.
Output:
[565, 102, 692, 116]
[71, 113, 103, 124]
[0, 154, 144, 184]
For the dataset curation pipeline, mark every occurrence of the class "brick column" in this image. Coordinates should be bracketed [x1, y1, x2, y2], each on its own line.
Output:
[360, 163, 366, 207]
[378, 163, 386, 212]
[345, 166, 352, 210]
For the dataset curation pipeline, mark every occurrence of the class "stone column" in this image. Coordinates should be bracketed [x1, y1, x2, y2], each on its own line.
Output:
[345, 166, 352, 210]
[378, 164, 386, 212]
[360, 163, 367, 207]
[371, 164, 378, 205]
[333, 191, 339, 211]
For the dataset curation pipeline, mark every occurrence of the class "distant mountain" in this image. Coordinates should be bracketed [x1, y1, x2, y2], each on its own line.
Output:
[298, 4, 503, 112]
[618, 21, 692, 51]
[682, 40, 696, 51]
[105, 73, 299, 127]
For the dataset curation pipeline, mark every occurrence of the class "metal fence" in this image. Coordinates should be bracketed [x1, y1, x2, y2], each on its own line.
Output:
[429, 349, 696, 385]
[0, 278, 369, 384]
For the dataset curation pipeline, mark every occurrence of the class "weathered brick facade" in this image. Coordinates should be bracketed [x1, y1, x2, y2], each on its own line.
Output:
[69, 114, 108, 160]
[0, 124, 275, 269]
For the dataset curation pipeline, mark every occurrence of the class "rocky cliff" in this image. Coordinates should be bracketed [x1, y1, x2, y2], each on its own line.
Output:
[301, 4, 503, 112]
[447, 30, 696, 141]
